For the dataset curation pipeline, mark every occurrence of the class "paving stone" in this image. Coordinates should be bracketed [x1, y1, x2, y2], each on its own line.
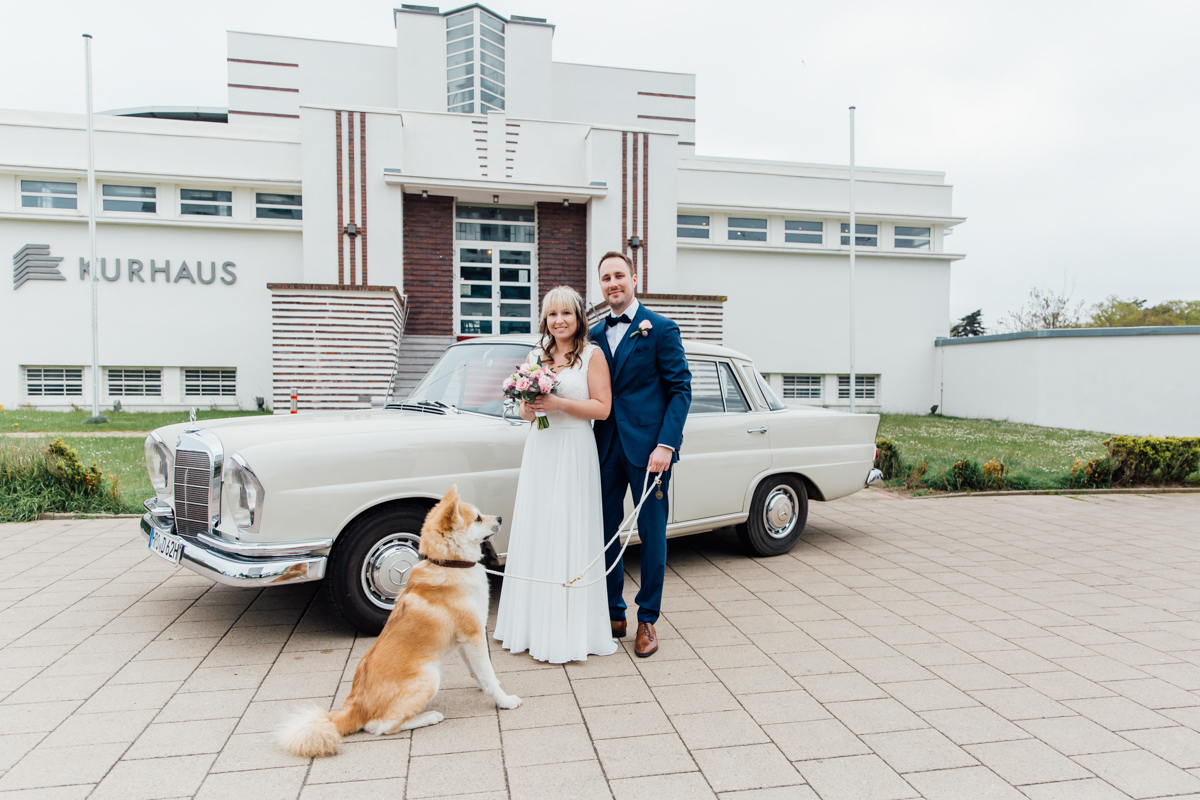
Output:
[1017, 715, 1139, 756]
[796, 754, 919, 800]
[502, 722, 595, 767]
[826, 698, 927, 735]
[306, 738, 409, 783]
[904, 766, 1028, 800]
[583, 701, 676, 739]
[964, 738, 1091, 784]
[0, 742, 127, 791]
[508, 758, 611, 800]
[920, 706, 1030, 745]
[609, 771, 717, 800]
[862, 727, 979, 773]
[692, 743, 804, 793]
[89, 753, 216, 800]
[194, 766, 307, 800]
[594, 732, 696, 779]
[408, 749, 506, 798]
[1075, 749, 1200, 798]
[762, 718, 872, 761]
[1018, 778, 1131, 800]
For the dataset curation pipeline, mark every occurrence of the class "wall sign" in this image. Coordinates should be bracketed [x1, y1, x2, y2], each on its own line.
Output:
[10, 242, 237, 289]
[12, 244, 65, 289]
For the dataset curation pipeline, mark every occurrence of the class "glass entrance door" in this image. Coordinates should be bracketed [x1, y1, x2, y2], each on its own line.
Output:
[454, 204, 537, 337]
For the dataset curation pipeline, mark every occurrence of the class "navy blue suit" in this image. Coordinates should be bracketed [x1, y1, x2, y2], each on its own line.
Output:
[590, 303, 691, 625]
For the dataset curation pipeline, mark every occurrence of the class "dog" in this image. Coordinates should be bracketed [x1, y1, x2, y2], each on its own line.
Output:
[278, 485, 522, 757]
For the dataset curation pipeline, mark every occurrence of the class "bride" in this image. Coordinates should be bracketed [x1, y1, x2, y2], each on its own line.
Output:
[493, 285, 619, 663]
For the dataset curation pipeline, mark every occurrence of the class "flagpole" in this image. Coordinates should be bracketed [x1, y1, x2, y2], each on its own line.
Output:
[848, 106, 856, 414]
[84, 34, 100, 421]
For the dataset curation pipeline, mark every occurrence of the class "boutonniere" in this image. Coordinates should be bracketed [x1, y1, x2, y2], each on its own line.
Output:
[629, 320, 652, 340]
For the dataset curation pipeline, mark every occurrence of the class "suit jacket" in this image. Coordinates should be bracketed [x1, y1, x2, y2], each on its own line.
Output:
[591, 303, 692, 468]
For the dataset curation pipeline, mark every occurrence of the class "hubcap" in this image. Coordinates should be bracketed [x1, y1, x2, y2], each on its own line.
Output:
[762, 486, 799, 539]
[361, 532, 422, 609]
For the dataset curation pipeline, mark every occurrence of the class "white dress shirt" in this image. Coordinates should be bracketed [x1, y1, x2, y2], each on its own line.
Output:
[605, 298, 640, 353]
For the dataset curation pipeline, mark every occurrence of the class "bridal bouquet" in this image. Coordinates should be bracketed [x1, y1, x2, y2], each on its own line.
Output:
[502, 362, 560, 429]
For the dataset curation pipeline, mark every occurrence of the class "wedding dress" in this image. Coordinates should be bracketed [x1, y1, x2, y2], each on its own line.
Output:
[494, 343, 619, 663]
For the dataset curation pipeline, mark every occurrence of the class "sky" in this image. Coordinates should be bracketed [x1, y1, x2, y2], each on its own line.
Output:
[4, 0, 1198, 329]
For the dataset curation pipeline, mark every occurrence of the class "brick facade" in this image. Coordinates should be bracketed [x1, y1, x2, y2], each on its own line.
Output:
[402, 193, 454, 335]
[535, 201, 588, 305]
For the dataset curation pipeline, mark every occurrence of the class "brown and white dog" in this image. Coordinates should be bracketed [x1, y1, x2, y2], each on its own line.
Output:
[278, 486, 522, 758]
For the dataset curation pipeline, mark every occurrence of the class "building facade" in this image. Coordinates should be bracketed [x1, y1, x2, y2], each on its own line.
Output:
[0, 3, 964, 414]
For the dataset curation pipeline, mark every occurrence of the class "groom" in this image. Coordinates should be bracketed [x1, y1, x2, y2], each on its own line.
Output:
[590, 251, 691, 658]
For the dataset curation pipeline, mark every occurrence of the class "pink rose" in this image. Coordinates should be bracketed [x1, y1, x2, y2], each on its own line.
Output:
[516, 377, 531, 391]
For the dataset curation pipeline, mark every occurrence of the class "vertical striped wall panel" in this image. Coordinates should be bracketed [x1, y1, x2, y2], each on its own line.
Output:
[587, 293, 726, 345]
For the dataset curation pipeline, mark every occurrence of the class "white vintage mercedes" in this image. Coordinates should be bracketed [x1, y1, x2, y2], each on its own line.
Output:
[142, 335, 881, 632]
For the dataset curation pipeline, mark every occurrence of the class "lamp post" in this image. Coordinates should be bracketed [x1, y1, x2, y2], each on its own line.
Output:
[84, 34, 102, 423]
[848, 106, 857, 414]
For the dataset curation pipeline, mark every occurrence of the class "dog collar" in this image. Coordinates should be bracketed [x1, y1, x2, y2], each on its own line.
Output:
[423, 558, 477, 569]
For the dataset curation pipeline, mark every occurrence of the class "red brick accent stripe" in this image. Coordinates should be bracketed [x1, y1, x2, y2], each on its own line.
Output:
[360, 112, 368, 287]
[227, 83, 299, 92]
[228, 57, 299, 67]
[637, 91, 696, 99]
[229, 110, 300, 119]
[637, 115, 695, 123]
[402, 193, 455, 336]
[621, 132, 628, 258]
[336, 112, 344, 285]
[678, 141, 696, 146]
[348, 112, 357, 286]
[642, 132, 649, 291]
[632, 133, 640, 279]
[536, 202, 588, 305]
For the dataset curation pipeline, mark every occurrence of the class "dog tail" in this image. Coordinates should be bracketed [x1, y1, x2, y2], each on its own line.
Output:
[277, 705, 344, 758]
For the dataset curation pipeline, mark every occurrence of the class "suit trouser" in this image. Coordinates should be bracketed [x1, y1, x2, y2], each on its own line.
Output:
[600, 424, 671, 625]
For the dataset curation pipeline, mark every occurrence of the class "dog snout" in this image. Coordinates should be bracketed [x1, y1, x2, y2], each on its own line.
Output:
[495, 515, 503, 527]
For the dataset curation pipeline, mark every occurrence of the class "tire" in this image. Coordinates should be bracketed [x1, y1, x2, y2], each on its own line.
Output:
[736, 474, 809, 557]
[327, 504, 427, 634]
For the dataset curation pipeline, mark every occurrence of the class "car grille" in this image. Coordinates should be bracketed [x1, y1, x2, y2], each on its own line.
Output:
[174, 449, 213, 537]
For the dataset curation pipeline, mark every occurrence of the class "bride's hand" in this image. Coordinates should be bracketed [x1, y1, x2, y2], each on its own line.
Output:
[529, 393, 564, 413]
[517, 400, 535, 421]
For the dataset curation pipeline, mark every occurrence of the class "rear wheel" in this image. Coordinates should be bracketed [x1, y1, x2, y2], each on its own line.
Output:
[327, 505, 427, 634]
[736, 475, 808, 557]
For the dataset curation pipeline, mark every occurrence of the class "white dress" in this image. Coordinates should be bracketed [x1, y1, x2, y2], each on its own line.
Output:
[494, 344, 619, 663]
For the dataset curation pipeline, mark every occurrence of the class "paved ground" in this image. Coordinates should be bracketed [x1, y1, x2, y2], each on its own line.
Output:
[3, 492, 1200, 800]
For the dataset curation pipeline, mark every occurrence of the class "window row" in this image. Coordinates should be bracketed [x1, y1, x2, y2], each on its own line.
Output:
[781, 374, 878, 401]
[19, 180, 301, 220]
[678, 214, 931, 250]
[446, 8, 506, 114]
[23, 367, 236, 398]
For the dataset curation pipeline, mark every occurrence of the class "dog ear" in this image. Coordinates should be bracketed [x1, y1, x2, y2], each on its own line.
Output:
[435, 485, 461, 529]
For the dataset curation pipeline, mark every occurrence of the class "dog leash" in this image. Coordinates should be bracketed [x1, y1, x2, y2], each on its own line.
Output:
[481, 470, 663, 589]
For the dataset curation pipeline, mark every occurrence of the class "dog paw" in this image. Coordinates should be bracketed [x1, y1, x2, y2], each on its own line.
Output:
[496, 694, 523, 710]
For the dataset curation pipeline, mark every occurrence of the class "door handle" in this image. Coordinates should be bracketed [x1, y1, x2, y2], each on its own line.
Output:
[747, 427, 768, 434]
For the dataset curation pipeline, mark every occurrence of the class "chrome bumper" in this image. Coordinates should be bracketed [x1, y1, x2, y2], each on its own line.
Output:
[140, 499, 327, 587]
[866, 468, 884, 487]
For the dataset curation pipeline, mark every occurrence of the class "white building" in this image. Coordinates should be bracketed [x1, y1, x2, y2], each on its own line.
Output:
[1, 4, 964, 414]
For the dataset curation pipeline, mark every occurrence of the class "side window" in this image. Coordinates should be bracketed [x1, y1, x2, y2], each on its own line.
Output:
[687, 360, 725, 414]
[718, 363, 750, 412]
[738, 363, 765, 409]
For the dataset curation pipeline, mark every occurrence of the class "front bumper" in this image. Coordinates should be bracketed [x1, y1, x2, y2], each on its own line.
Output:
[140, 499, 328, 587]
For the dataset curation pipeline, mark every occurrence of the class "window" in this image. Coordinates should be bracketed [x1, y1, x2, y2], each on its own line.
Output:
[446, 8, 506, 113]
[103, 185, 156, 213]
[455, 205, 536, 336]
[895, 226, 931, 249]
[718, 363, 750, 412]
[107, 369, 162, 397]
[728, 217, 767, 242]
[688, 361, 725, 414]
[840, 223, 878, 246]
[783, 375, 822, 399]
[748, 368, 787, 411]
[24, 367, 83, 397]
[21, 180, 77, 210]
[184, 369, 236, 397]
[838, 375, 878, 400]
[677, 215, 710, 239]
[785, 220, 822, 244]
[181, 189, 232, 217]
[256, 192, 302, 220]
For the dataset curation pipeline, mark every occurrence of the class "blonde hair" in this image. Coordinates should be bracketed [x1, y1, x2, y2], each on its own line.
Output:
[538, 286, 590, 370]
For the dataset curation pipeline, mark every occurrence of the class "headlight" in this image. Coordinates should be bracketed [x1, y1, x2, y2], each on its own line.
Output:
[143, 433, 172, 494]
[223, 454, 264, 532]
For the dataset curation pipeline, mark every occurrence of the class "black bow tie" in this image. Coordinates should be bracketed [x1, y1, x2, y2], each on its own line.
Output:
[606, 313, 632, 328]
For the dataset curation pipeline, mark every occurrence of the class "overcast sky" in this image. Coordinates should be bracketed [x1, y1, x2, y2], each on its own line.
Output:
[4, 0, 1198, 327]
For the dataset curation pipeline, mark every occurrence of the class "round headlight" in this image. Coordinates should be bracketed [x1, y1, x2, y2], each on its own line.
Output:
[223, 455, 264, 532]
[144, 434, 171, 494]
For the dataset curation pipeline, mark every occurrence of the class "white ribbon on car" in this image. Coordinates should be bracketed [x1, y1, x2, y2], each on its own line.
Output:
[482, 470, 663, 589]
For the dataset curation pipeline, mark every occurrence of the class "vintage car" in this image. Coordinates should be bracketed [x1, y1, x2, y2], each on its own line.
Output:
[141, 335, 881, 632]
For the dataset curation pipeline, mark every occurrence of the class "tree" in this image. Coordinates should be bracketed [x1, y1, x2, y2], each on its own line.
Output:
[999, 285, 1085, 332]
[1087, 296, 1200, 327]
[950, 309, 986, 337]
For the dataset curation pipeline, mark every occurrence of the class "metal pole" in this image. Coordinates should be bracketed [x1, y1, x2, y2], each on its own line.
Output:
[84, 34, 100, 420]
[848, 106, 856, 414]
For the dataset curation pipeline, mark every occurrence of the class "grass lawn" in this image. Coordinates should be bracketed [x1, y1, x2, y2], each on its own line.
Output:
[68, 436, 155, 513]
[878, 414, 1111, 490]
[0, 408, 271, 433]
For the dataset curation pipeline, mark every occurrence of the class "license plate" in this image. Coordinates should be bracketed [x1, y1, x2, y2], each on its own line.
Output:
[148, 530, 184, 565]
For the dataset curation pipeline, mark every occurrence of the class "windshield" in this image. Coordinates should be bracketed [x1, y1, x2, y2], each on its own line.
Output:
[404, 342, 532, 417]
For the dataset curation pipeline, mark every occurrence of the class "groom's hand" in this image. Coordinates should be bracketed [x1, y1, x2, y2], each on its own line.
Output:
[647, 445, 673, 474]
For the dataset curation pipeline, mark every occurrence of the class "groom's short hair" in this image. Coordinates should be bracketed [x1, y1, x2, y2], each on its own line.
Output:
[597, 250, 634, 273]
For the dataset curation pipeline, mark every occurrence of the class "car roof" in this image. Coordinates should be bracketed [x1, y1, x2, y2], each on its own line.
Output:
[453, 334, 752, 362]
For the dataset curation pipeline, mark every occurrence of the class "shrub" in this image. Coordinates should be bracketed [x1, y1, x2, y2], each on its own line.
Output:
[982, 458, 1007, 490]
[904, 460, 928, 491]
[942, 459, 987, 492]
[875, 437, 903, 480]
[1064, 456, 1113, 489]
[1106, 436, 1200, 486]
[0, 438, 123, 522]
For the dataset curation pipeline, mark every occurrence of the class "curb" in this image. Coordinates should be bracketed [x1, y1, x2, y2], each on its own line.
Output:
[904, 487, 1200, 500]
[38, 513, 142, 520]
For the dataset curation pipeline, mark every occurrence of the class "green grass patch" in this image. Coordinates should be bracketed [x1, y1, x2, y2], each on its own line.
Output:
[0, 438, 132, 522]
[0, 408, 271, 433]
[878, 414, 1111, 491]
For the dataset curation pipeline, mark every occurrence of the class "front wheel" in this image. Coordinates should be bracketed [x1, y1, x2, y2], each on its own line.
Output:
[327, 505, 427, 634]
[736, 475, 808, 557]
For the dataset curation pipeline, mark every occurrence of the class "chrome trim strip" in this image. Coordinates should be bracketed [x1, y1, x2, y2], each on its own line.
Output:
[141, 512, 326, 588]
[195, 531, 333, 556]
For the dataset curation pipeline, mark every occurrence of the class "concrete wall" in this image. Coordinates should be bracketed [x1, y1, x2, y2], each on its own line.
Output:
[937, 328, 1200, 436]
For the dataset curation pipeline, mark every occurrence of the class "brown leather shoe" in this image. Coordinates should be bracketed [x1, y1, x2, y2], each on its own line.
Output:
[634, 622, 658, 658]
[611, 619, 627, 639]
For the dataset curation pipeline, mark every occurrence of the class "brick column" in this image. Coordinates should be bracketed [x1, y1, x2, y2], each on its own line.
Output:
[536, 201, 588, 305]
[402, 193, 455, 336]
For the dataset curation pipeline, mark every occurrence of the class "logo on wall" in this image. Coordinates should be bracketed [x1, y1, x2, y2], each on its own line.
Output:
[12, 244, 65, 289]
